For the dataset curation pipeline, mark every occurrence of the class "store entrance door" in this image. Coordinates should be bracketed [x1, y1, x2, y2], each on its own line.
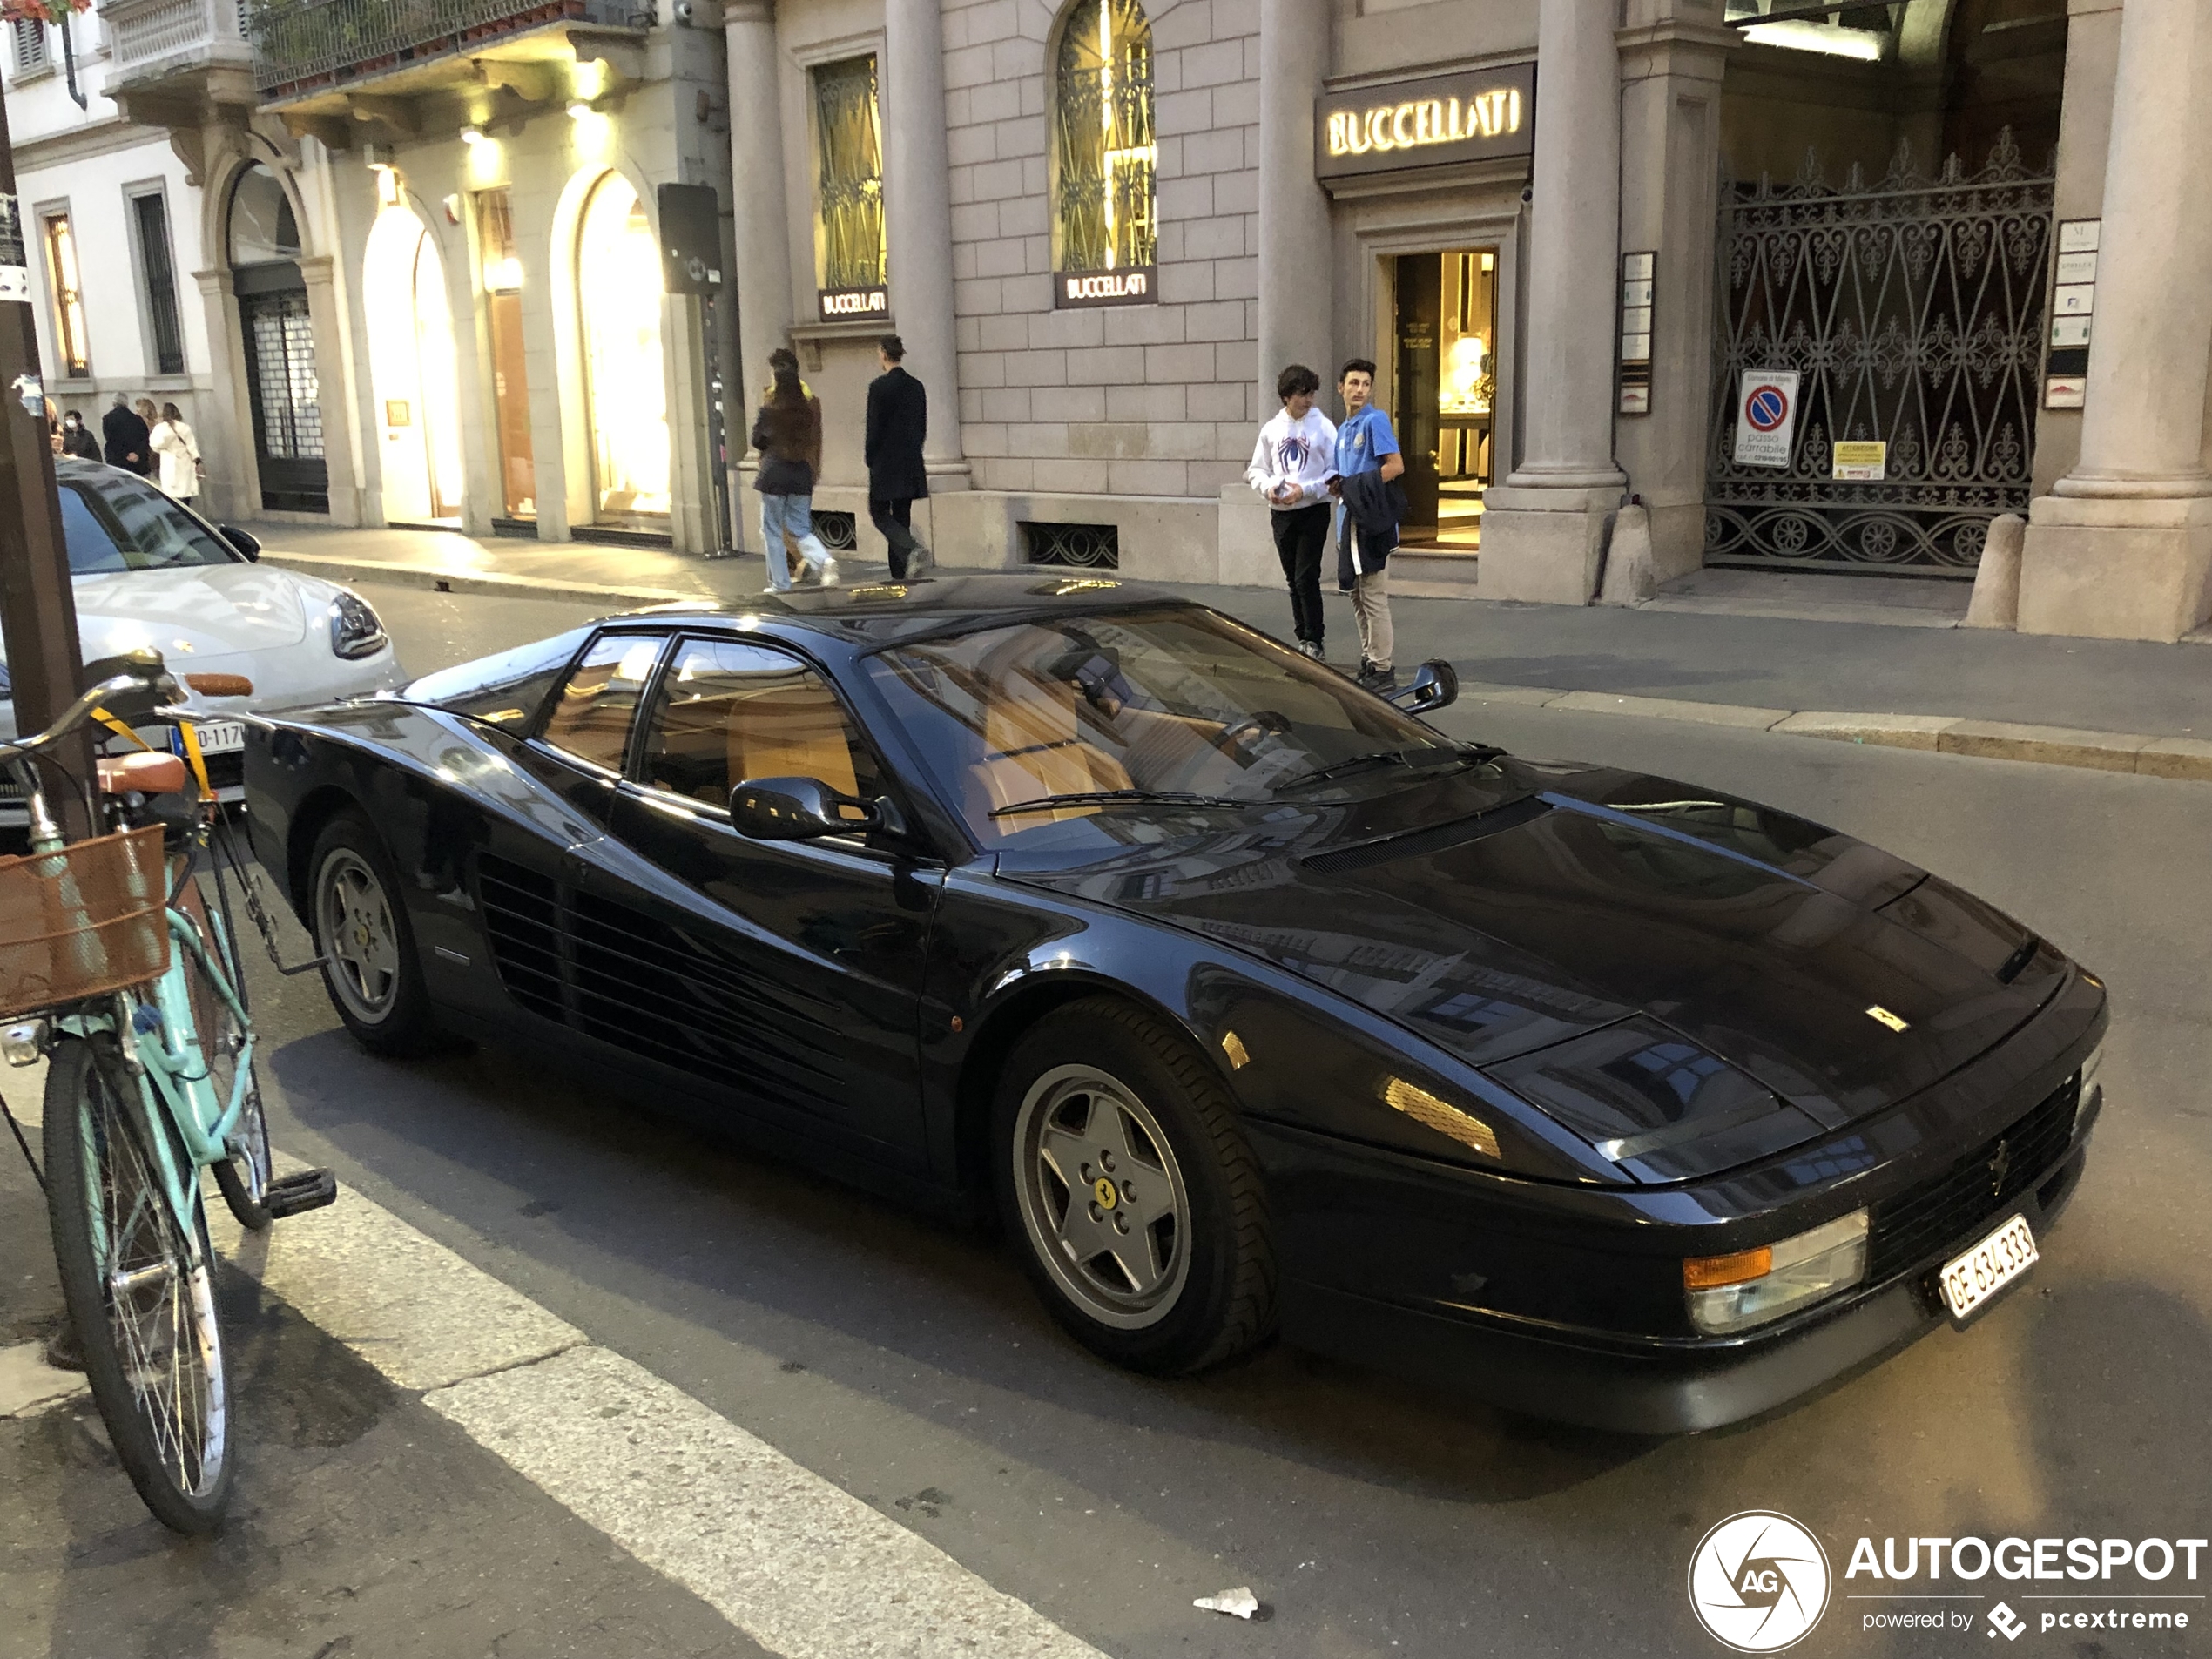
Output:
[1393, 248, 1498, 552]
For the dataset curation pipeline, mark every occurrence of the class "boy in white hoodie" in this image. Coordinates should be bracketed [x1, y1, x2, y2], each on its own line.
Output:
[1244, 363, 1338, 658]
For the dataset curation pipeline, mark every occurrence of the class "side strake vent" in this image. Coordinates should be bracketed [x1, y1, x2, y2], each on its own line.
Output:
[1305, 795, 1551, 877]
[475, 853, 846, 1112]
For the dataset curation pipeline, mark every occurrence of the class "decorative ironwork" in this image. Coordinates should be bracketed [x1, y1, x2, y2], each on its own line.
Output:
[1022, 521, 1120, 569]
[1706, 131, 2053, 575]
[246, 0, 638, 101]
[810, 510, 856, 551]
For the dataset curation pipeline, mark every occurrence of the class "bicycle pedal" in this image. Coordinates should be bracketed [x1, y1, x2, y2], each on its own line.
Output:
[261, 1168, 339, 1219]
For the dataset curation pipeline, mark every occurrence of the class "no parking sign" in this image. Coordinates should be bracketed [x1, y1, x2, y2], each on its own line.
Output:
[1733, 370, 1800, 468]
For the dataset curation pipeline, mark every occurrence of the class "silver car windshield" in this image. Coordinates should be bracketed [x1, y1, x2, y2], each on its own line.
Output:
[865, 608, 1462, 846]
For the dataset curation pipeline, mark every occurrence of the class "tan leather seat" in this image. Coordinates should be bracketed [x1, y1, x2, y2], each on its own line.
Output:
[727, 678, 860, 798]
[974, 676, 1131, 821]
[98, 751, 190, 796]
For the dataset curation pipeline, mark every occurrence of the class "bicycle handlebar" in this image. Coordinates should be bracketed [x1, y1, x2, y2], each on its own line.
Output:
[0, 671, 173, 765]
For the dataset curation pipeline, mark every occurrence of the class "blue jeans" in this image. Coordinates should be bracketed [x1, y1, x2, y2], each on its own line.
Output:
[759, 493, 832, 591]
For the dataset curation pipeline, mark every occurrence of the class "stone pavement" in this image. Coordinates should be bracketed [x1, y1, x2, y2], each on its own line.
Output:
[241, 521, 2209, 744]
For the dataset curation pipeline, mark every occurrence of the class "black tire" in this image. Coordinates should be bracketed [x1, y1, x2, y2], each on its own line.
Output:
[45, 1035, 234, 1534]
[308, 809, 437, 1058]
[992, 996, 1275, 1375]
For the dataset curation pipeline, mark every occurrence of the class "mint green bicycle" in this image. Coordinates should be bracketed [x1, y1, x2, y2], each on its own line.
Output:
[0, 651, 334, 1534]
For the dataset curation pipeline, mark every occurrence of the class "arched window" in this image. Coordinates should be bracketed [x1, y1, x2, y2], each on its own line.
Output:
[1052, 0, 1155, 302]
[574, 172, 671, 523]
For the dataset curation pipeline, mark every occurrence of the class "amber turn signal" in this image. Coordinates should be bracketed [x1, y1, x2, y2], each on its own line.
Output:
[1683, 1246, 1773, 1290]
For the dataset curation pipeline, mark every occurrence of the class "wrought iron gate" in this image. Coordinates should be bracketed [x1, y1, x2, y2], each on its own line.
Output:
[1705, 131, 2053, 575]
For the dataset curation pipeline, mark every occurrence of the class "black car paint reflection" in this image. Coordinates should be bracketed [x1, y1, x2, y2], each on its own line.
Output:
[245, 577, 2106, 1432]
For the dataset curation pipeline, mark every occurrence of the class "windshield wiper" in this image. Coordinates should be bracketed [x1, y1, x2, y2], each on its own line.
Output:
[989, 788, 1257, 818]
[1279, 743, 1499, 790]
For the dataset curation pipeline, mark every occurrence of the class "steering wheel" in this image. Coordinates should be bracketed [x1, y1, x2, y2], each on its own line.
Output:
[1210, 710, 1291, 761]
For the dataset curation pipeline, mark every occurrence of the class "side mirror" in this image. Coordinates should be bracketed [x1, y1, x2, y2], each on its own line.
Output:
[219, 525, 261, 561]
[729, 776, 907, 841]
[1386, 658, 1459, 716]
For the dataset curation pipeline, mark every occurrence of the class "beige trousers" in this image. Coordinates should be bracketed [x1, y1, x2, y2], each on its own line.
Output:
[1350, 567, 1393, 671]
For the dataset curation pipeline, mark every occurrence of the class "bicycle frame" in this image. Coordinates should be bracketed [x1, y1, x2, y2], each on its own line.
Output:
[55, 897, 255, 1269]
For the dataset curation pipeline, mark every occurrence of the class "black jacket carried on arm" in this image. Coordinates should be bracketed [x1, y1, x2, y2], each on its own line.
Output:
[1336, 468, 1403, 589]
[864, 366, 928, 500]
[101, 406, 151, 472]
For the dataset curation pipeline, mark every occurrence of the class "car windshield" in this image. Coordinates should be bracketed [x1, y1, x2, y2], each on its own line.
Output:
[864, 606, 1467, 846]
[403, 626, 597, 727]
[59, 469, 237, 574]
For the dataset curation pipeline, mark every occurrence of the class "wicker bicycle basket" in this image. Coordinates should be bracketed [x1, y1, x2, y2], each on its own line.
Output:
[0, 825, 172, 1021]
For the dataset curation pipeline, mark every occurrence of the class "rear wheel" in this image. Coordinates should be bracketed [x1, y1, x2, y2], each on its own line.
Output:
[993, 997, 1275, 1375]
[44, 1035, 233, 1534]
[310, 811, 436, 1057]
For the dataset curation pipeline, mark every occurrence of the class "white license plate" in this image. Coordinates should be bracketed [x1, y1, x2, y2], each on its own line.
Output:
[177, 721, 246, 756]
[1939, 1213, 2038, 1322]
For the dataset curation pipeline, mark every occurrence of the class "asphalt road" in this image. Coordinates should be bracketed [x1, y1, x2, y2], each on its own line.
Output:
[10, 580, 2210, 1657]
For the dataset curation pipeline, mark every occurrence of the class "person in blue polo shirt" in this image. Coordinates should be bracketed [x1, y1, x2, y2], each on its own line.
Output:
[1329, 358, 1404, 691]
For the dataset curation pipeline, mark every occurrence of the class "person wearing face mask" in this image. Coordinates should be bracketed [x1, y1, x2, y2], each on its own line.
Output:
[58, 408, 100, 460]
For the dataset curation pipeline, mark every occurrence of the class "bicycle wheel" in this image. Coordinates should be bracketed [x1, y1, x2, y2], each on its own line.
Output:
[183, 879, 273, 1232]
[45, 1033, 234, 1534]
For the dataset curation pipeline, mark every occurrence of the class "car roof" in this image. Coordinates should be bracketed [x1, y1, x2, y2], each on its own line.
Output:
[607, 573, 1191, 647]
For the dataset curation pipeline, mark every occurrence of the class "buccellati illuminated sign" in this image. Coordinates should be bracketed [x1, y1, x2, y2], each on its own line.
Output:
[1315, 62, 1536, 181]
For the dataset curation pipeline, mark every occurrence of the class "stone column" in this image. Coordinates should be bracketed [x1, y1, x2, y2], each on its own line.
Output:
[2017, 0, 2212, 640]
[883, 0, 968, 484]
[1257, 0, 1332, 395]
[298, 253, 363, 525]
[725, 1, 792, 427]
[192, 266, 254, 523]
[1612, 0, 1735, 583]
[1479, 0, 1628, 605]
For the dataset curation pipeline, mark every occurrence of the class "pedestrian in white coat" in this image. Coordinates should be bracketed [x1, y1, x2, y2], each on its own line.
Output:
[149, 403, 201, 502]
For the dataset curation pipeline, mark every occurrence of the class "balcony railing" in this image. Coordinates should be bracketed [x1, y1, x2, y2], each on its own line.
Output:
[103, 0, 253, 88]
[248, 0, 638, 100]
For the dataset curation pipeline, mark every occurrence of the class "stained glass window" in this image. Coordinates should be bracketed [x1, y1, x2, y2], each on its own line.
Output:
[813, 56, 886, 293]
[1053, 0, 1155, 276]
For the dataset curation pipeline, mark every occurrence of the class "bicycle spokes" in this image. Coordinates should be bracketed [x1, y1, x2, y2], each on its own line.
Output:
[84, 1067, 226, 1501]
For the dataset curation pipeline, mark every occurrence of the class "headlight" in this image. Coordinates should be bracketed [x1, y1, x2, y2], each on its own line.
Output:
[328, 590, 388, 660]
[2074, 1042, 2104, 1131]
[1683, 1210, 1868, 1336]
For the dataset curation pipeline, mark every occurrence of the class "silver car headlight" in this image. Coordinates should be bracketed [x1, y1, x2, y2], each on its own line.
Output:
[329, 590, 388, 660]
[1684, 1210, 1870, 1337]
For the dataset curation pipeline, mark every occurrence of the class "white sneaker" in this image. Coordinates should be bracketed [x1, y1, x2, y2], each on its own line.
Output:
[819, 560, 839, 587]
[1298, 641, 1324, 659]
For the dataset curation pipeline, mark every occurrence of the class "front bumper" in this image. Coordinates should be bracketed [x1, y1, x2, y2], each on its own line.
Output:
[1275, 1140, 2087, 1434]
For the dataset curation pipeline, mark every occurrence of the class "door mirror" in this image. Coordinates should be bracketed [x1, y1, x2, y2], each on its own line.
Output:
[219, 525, 261, 561]
[730, 776, 907, 841]
[1386, 658, 1459, 715]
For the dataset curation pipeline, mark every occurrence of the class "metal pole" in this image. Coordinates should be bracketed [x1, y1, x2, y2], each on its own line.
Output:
[0, 80, 93, 835]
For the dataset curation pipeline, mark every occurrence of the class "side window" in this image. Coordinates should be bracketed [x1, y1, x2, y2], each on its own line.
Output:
[539, 633, 663, 771]
[640, 638, 883, 811]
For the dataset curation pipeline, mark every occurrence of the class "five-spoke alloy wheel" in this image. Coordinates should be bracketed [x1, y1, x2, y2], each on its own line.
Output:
[310, 810, 437, 1056]
[994, 997, 1275, 1375]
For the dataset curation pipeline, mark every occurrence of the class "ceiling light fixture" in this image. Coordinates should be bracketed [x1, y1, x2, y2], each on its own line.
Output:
[460, 125, 486, 145]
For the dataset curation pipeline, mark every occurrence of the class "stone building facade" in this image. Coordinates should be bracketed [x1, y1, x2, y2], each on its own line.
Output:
[732, 0, 2212, 642]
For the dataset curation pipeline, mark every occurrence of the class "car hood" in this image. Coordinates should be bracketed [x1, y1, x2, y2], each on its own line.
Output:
[995, 758, 2067, 1173]
[64, 563, 314, 658]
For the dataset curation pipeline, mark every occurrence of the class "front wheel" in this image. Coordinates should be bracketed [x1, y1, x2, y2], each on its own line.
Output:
[993, 997, 1276, 1375]
[180, 876, 273, 1231]
[310, 810, 437, 1057]
[44, 1035, 233, 1534]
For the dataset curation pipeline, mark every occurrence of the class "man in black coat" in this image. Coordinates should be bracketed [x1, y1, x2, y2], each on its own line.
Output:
[101, 394, 151, 474]
[863, 334, 930, 579]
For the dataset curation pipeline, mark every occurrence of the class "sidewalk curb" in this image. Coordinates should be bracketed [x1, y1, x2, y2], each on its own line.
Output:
[272, 552, 2207, 785]
[1460, 681, 2212, 783]
[267, 550, 702, 609]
